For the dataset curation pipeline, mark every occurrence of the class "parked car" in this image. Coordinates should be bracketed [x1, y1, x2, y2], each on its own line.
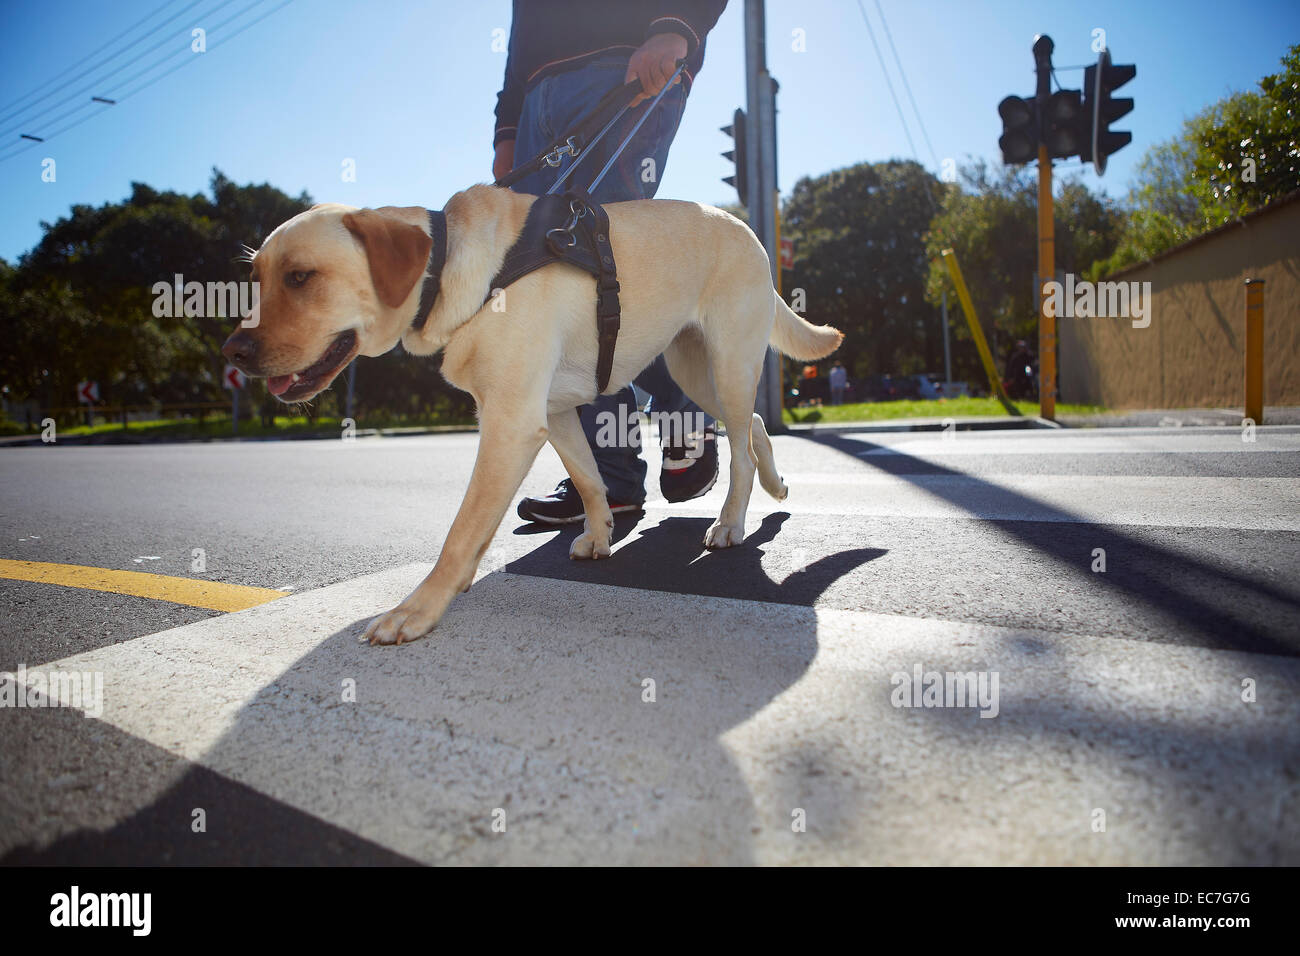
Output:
[859, 374, 904, 402]
[898, 374, 971, 400]
[935, 379, 970, 398]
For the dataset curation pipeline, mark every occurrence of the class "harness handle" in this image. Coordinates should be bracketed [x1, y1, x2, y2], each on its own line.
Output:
[493, 78, 643, 190]
[493, 59, 687, 193]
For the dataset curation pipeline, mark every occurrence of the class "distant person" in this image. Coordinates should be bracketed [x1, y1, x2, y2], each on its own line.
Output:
[1004, 340, 1036, 401]
[829, 361, 847, 405]
[495, 1, 729, 525]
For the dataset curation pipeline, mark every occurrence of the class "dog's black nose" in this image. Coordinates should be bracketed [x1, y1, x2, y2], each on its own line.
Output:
[222, 330, 260, 372]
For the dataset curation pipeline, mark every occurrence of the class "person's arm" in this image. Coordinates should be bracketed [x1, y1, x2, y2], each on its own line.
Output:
[625, 1, 728, 100]
[492, 2, 523, 180]
[644, 2, 727, 61]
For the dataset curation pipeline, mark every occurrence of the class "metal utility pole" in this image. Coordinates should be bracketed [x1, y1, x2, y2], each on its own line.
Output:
[744, 0, 783, 430]
[1032, 34, 1056, 421]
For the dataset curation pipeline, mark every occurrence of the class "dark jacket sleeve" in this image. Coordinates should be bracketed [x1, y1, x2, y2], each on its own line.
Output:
[493, 1, 524, 147]
[643, 1, 727, 58]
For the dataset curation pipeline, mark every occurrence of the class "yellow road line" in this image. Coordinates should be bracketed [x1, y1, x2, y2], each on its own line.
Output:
[0, 559, 288, 612]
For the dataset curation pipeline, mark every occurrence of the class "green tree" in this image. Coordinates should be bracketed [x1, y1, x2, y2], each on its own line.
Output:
[922, 160, 1124, 377]
[1098, 44, 1299, 274]
[782, 159, 946, 381]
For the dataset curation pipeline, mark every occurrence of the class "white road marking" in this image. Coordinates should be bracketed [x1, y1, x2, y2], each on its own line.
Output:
[642, 475, 1300, 530]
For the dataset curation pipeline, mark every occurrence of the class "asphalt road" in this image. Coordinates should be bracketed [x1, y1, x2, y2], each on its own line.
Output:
[2, 424, 1298, 864]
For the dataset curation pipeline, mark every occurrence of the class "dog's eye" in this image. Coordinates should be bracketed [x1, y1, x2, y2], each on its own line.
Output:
[285, 270, 316, 288]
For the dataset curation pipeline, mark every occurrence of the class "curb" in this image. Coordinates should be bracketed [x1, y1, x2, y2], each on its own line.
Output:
[0, 424, 480, 448]
[777, 416, 1060, 435]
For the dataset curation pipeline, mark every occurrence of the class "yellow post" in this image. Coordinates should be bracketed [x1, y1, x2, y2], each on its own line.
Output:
[941, 249, 1018, 414]
[1037, 144, 1056, 421]
[1245, 279, 1264, 425]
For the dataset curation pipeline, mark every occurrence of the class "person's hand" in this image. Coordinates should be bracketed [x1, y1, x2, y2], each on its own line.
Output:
[493, 140, 516, 183]
[625, 33, 688, 104]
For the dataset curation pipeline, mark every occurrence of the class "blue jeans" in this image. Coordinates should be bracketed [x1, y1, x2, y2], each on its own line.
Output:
[511, 54, 713, 505]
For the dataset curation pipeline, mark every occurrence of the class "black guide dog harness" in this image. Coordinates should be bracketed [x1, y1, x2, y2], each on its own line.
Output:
[410, 193, 622, 394]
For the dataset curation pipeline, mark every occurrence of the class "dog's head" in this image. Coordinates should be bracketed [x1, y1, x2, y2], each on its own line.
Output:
[222, 204, 431, 403]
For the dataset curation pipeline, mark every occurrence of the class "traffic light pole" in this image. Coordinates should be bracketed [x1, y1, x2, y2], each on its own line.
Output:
[1033, 36, 1056, 421]
[744, 0, 784, 431]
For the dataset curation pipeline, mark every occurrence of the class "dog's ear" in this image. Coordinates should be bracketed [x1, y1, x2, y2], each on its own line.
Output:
[341, 207, 431, 309]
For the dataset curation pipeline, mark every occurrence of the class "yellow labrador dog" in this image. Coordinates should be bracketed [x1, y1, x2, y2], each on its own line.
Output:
[223, 185, 841, 644]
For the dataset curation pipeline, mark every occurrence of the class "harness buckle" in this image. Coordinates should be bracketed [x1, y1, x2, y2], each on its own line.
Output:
[596, 279, 621, 320]
[543, 136, 580, 168]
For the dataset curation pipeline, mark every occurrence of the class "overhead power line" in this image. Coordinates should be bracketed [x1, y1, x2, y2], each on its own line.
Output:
[873, 0, 940, 170]
[0, 0, 296, 165]
[0, 0, 182, 119]
[3, 0, 251, 144]
[0, 0, 214, 134]
[855, 0, 919, 162]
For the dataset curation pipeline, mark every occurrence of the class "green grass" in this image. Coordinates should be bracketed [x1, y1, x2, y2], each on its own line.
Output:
[8, 398, 1109, 441]
[782, 397, 1105, 424]
[31, 412, 477, 441]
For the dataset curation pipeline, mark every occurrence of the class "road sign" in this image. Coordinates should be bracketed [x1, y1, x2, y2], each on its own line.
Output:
[223, 365, 247, 390]
[780, 236, 793, 270]
[76, 381, 99, 403]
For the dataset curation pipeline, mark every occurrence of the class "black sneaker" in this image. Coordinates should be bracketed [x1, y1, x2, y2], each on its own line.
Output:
[660, 423, 719, 503]
[516, 478, 642, 525]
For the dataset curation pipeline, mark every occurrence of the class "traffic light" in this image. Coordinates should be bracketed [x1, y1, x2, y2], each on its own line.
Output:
[1043, 89, 1085, 159]
[720, 107, 747, 205]
[1083, 49, 1136, 175]
[997, 95, 1037, 165]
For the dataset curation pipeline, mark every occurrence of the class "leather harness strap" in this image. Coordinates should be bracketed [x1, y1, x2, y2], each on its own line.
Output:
[412, 194, 622, 394]
[410, 209, 447, 334]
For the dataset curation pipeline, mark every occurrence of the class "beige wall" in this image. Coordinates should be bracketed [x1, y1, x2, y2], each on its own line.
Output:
[1059, 196, 1300, 409]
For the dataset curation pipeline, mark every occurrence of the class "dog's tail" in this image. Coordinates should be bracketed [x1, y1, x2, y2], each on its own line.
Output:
[769, 296, 843, 361]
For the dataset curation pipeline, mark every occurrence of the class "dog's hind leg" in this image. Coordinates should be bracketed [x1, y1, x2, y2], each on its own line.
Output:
[665, 327, 787, 548]
[748, 411, 787, 501]
[700, 354, 763, 550]
[547, 408, 615, 559]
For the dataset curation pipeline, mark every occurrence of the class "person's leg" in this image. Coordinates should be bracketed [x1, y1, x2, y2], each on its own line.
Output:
[571, 70, 717, 499]
[511, 59, 649, 513]
[514, 56, 711, 515]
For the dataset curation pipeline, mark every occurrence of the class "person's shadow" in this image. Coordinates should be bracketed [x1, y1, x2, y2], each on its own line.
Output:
[3, 512, 885, 865]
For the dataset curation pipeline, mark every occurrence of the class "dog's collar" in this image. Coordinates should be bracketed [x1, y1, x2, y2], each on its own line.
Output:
[410, 209, 447, 333]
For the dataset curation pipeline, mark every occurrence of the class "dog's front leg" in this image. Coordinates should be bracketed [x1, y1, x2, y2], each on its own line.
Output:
[547, 408, 615, 559]
[362, 409, 549, 645]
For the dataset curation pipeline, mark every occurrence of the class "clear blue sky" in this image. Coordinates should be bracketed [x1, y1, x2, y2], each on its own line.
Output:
[1, 0, 1296, 263]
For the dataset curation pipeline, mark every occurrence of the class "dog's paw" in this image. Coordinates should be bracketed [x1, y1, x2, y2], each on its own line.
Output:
[361, 603, 441, 646]
[569, 530, 613, 560]
[704, 521, 745, 549]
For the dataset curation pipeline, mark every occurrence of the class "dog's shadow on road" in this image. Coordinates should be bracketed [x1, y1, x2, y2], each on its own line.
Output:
[506, 511, 886, 607]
